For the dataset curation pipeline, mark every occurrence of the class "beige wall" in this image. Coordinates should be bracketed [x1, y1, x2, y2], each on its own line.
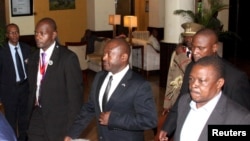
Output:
[87, 0, 114, 31]
[5, 0, 87, 45]
[5, 0, 35, 35]
[148, 0, 165, 28]
[218, 0, 229, 31]
[34, 0, 87, 44]
[5, 0, 227, 45]
[135, 0, 149, 30]
[5, 0, 150, 43]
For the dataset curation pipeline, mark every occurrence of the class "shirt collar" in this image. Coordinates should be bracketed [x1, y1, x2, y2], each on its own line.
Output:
[190, 91, 222, 112]
[108, 65, 129, 79]
[8, 42, 20, 49]
[40, 41, 56, 55]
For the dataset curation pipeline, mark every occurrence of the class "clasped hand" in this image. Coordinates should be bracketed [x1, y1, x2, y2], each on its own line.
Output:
[99, 111, 111, 125]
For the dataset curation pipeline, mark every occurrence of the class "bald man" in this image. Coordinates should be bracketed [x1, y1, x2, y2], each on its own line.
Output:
[65, 38, 157, 141]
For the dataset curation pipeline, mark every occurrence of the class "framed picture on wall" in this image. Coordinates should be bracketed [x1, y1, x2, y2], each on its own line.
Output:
[49, 0, 75, 11]
[11, 0, 33, 17]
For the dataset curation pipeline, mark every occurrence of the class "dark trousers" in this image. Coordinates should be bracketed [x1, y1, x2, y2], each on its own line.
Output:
[2, 81, 29, 141]
[27, 107, 49, 141]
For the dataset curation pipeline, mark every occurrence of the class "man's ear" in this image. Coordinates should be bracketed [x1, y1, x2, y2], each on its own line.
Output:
[212, 43, 218, 53]
[52, 31, 58, 40]
[121, 53, 128, 62]
[217, 78, 225, 89]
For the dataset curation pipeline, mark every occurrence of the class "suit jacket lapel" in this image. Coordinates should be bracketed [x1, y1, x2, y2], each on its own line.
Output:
[105, 70, 133, 110]
[4, 43, 16, 74]
[42, 43, 60, 83]
[96, 71, 108, 111]
[179, 94, 192, 129]
[198, 94, 226, 141]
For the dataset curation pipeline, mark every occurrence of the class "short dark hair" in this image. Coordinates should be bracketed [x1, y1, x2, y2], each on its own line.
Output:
[106, 38, 131, 57]
[37, 17, 57, 31]
[6, 23, 19, 33]
[194, 56, 225, 79]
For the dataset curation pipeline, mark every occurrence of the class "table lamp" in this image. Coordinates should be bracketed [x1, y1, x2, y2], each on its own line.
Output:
[124, 15, 137, 44]
[109, 14, 121, 38]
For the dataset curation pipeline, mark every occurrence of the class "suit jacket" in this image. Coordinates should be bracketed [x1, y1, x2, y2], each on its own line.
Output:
[68, 69, 157, 141]
[0, 112, 17, 141]
[162, 57, 250, 137]
[0, 42, 30, 101]
[174, 93, 250, 141]
[27, 43, 83, 141]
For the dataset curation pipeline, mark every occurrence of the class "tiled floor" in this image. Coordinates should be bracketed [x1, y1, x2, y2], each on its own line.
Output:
[79, 70, 166, 141]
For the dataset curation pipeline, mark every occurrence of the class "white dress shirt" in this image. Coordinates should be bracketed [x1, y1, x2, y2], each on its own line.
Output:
[8, 42, 27, 82]
[180, 91, 222, 141]
[99, 65, 129, 112]
[35, 41, 56, 101]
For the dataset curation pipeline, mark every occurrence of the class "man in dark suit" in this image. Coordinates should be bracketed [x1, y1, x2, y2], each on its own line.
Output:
[27, 17, 83, 141]
[159, 28, 250, 139]
[0, 111, 17, 141]
[0, 23, 31, 141]
[64, 38, 157, 141]
[160, 56, 250, 141]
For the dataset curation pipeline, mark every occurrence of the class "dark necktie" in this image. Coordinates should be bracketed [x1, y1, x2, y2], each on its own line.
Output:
[15, 47, 25, 82]
[102, 75, 113, 110]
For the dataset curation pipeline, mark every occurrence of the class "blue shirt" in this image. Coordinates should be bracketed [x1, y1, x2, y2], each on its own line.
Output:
[0, 112, 17, 141]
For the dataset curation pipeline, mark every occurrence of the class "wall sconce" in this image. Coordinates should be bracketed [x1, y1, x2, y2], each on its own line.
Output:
[123, 15, 137, 44]
[109, 14, 121, 38]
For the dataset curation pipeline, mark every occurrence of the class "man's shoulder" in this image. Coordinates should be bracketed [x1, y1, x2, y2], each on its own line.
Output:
[222, 59, 247, 78]
[179, 93, 191, 105]
[219, 94, 250, 116]
[19, 42, 31, 47]
[96, 69, 146, 83]
[0, 42, 9, 50]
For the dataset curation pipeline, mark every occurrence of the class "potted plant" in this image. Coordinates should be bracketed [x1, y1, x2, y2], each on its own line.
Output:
[173, 0, 239, 41]
[173, 0, 241, 59]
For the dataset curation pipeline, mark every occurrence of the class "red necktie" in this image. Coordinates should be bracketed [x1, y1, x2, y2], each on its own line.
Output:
[36, 53, 46, 107]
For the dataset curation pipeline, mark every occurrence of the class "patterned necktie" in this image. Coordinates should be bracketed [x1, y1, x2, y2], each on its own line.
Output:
[102, 75, 113, 110]
[15, 47, 25, 82]
[40, 53, 46, 81]
[36, 53, 46, 107]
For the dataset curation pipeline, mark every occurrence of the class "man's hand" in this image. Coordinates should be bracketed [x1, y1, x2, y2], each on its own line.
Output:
[64, 136, 72, 141]
[161, 108, 170, 116]
[159, 130, 168, 141]
[99, 111, 111, 125]
[175, 45, 186, 55]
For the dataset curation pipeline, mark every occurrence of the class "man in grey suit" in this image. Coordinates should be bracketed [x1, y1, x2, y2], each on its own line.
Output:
[160, 56, 250, 141]
[27, 17, 83, 141]
[65, 38, 157, 141]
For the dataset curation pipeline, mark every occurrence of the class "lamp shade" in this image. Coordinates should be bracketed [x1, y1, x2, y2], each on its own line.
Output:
[109, 14, 121, 25]
[123, 16, 137, 27]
